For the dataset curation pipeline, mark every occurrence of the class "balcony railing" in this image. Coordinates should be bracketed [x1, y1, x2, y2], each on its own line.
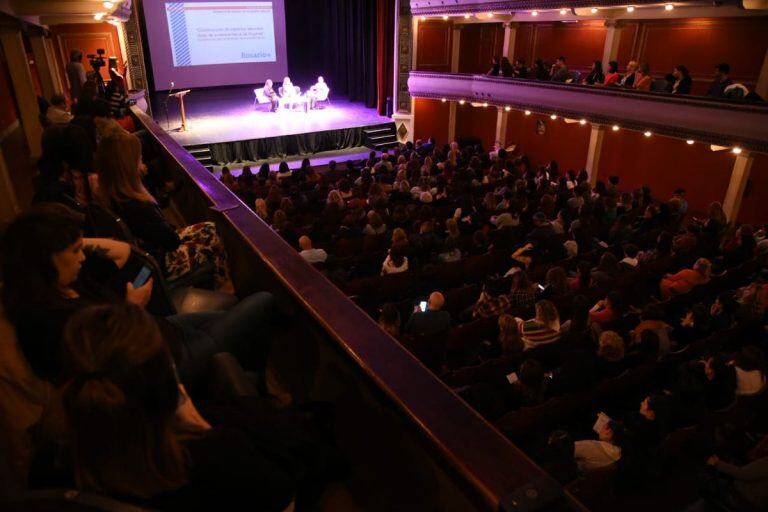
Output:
[408, 71, 768, 153]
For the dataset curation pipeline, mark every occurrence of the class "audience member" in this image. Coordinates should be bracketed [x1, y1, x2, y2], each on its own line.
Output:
[706, 62, 733, 98]
[404, 292, 451, 336]
[550, 56, 570, 82]
[298, 235, 328, 264]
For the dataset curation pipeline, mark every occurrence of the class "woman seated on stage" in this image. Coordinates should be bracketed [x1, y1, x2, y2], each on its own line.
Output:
[307, 76, 329, 109]
[280, 77, 299, 110]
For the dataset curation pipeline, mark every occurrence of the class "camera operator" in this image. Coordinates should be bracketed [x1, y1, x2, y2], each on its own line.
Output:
[106, 66, 131, 118]
[65, 49, 87, 103]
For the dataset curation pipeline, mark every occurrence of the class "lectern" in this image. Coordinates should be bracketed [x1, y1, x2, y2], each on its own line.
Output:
[169, 89, 191, 131]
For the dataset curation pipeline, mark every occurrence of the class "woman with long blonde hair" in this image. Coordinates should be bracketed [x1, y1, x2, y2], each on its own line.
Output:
[96, 130, 233, 292]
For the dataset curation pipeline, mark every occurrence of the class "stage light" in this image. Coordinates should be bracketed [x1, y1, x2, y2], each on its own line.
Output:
[464, 13, 471, 19]
[644, 131, 652, 137]
[579, 119, 587, 125]
[103, 1, 114, 8]
[505, 106, 511, 112]
[665, 3, 674, 10]
[94, 12, 106, 20]
[531, 10, 539, 16]
[524, 110, 531, 115]
[459, 99, 466, 105]
[732, 147, 743, 154]
[442, 15, 449, 20]
[560, 9, 568, 15]
[686, 139, 695, 145]
[626, 6, 635, 12]
[590, 7, 598, 13]
[550, 114, 557, 120]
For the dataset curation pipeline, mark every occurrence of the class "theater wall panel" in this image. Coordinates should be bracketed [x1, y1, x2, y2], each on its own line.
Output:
[505, 111, 591, 172]
[458, 23, 504, 74]
[416, 21, 453, 72]
[455, 104, 497, 146]
[413, 97, 451, 143]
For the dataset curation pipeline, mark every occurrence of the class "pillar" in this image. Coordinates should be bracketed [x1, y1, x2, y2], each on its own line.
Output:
[0, 30, 43, 157]
[585, 125, 605, 186]
[29, 33, 61, 100]
[601, 20, 624, 66]
[502, 22, 518, 60]
[0, 148, 20, 224]
[447, 25, 462, 142]
[756, 46, 768, 100]
[495, 108, 509, 148]
[392, 0, 414, 142]
[722, 154, 754, 223]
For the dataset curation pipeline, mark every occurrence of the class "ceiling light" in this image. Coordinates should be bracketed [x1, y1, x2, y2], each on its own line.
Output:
[482, 102, 488, 107]
[504, 106, 511, 112]
[686, 139, 695, 145]
[560, 9, 568, 15]
[665, 3, 674, 10]
[644, 131, 652, 137]
[612, 124, 620, 131]
[590, 7, 598, 13]
[531, 10, 539, 16]
[626, 6, 635, 12]
[524, 110, 531, 115]
[94, 12, 106, 20]
[459, 99, 465, 105]
[107, 19, 120, 26]
[103, 1, 114, 8]
[420, 16, 426, 21]
[441, 98, 447, 102]
[442, 15, 449, 20]
[732, 147, 743, 154]
[464, 13, 471, 19]
[550, 114, 557, 120]
[487, 12, 494, 18]
[579, 119, 587, 125]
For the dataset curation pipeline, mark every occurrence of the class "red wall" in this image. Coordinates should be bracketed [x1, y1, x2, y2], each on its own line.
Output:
[597, 130, 735, 215]
[50, 22, 122, 99]
[505, 111, 591, 171]
[515, 21, 607, 72]
[739, 154, 768, 226]
[458, 23, 504, 74]
[455, 104, 497, 147]
[0, 43, 19, 134]
[413, 98, 450, 144]
[415, 20, 452, 72]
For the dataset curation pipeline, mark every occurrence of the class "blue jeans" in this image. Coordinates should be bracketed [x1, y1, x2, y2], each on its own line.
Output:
[166, 291, 274, 388]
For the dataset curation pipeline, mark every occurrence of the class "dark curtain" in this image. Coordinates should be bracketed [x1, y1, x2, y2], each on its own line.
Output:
[286, 0, 378, 107]
[376, 0, 396, 116]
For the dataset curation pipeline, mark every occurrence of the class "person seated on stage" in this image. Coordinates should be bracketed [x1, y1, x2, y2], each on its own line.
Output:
[307, 76, 329, 109]
[262, 79, 278, 112]
[280, 77, 299, 110]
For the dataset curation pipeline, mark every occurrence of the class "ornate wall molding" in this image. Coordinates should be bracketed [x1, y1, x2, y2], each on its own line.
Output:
[122, 0, 150, 113]
[396, 0, 413, 113]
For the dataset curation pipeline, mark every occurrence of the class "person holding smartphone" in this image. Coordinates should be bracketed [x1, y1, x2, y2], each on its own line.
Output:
[404, 292, 451, 336]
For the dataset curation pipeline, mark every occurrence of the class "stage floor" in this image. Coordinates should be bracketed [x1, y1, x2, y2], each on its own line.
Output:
[151, 86, 392, 147]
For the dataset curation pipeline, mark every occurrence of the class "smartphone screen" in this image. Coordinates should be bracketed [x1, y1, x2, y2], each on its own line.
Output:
[132, 265, 152, 288]
[419, 301, 427, 312]
[537, 284, 545, 292]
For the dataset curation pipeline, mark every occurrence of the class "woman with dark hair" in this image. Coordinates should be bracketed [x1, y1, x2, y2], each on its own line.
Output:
[381, 246, 409, 275]
[734, 346, 766, 396]
[486, 56, 501, 76]
[588, 291, 624, 327]
[583, 60, 605, 85]
[1, 203, 275, 388]
[603, 61, 620, 86]
[591, 252, 618, 291]
[723, 224, 757, 267]
[671, 65, 692, 94]
[638, 231, 674, 263]
[574, 419, 626, 472]
[59, 302, 338, 510]
[500, 57, 514, 77]
[533, 59, 549, 81]
[569, 260, 593, 291]
[257, 162, 271, 181]
[34, 123, 95, 207]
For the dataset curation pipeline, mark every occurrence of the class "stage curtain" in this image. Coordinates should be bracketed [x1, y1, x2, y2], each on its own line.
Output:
[286, 0, 378, 108]
[376, 0, 396, 116]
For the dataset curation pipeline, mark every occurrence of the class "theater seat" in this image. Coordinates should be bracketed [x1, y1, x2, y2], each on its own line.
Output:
[171, 286, 238, 314]
[0, 489, 150, 511]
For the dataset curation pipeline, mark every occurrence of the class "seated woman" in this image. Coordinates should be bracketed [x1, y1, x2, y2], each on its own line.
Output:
[588, 291, 624, 327]
[381, 247, 409, 275]
[59, 303, 337, 510]
[659, 257, 711, 299]
[279, 76, 299, 110]
[596, 331, 627, 379]
[521, 300, 561, 350]
[1, 203, 274, 388]
[95, 130, 233, 293]
[733, 346, 766, 396]
[574, 419, 626, 473]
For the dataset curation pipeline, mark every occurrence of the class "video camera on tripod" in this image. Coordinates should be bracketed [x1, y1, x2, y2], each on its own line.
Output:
[87, 48, 107, 72]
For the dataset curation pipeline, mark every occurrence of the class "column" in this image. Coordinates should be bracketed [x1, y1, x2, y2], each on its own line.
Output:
[29, 33, 61, 100]
[502, 22, 518, 60]
[447, 24, 462, 142]
[756, 46, 768, 100]
[585, 125, 605, 186]
[722, 154, 754, 222]
[601, 20, 624, 65]
[495, 108, 509, 147]
[0, 148, 20, 224]
[392, 0, 415, 142]
[0, 29, 43, 157]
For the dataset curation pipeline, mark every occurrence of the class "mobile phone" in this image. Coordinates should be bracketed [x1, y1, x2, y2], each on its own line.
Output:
[419, 301, 427, 312]
[537, 284, 546, 292]
[132, 265, 152, 288]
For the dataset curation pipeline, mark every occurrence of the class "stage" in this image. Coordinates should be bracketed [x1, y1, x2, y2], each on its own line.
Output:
[150, 85, 396, 165]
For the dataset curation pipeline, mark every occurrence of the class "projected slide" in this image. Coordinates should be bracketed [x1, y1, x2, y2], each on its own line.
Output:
[165, 1, 277, 67]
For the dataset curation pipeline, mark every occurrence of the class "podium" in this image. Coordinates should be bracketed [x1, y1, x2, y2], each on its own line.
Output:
[169, 89, 191, 131]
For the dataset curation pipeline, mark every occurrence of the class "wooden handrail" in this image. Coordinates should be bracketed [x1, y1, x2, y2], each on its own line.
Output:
[130, 106, 587, 511]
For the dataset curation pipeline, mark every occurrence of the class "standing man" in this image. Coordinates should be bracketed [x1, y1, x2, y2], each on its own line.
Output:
[66, 49, 87, 103]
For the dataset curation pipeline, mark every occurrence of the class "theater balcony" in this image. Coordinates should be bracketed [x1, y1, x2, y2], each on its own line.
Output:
[407, 71, 768, 153]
